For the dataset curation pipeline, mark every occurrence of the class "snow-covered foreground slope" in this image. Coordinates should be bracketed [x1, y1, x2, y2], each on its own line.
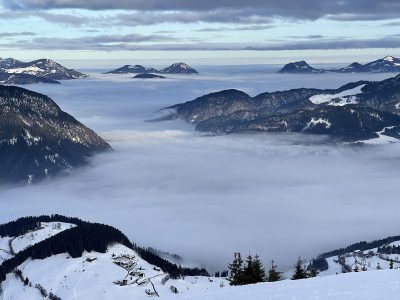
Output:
[4, 240, 400, 300]
[180, 269, 400, 300]
[2, 216, 400, 299]
[1, 243, 226, 300]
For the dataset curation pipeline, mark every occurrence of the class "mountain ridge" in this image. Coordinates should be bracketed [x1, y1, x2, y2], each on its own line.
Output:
[0, 84, 111, 183]
[159, 74, 400, 143]
[279, 56, 400, 74]
[106, 62, 198, 75]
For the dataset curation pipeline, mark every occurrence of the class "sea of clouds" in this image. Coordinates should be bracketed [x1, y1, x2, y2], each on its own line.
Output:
[1, 67, 400, 271]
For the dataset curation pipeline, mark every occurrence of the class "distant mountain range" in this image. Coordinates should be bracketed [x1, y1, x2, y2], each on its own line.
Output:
[0, 85, 110, 183]
[279, 56, 400, 74]
[159, 74, 400, 143]
[106, 62, 198, 74]
[0, 58, 88, 85]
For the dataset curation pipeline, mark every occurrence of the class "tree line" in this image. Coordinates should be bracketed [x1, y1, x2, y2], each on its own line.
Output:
[228, 253, 320, 285]
[377, 245, 400, 255]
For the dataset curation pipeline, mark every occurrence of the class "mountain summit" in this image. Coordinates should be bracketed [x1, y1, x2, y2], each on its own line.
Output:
[278, 61, 323, 74]
[0, 58, 88, 83]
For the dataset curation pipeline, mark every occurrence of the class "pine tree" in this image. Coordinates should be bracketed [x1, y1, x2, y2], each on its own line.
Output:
[267, 260, 282, 282]
[308, 267, 318, 277]
[291, 257, 308, 280]
[390, 259, 394, 269]
[252, 255, 266, 283]
[228, 252, 244, 285]
[244, 254, 255, 284]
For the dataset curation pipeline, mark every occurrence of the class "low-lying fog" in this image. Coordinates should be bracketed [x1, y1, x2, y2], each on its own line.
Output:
[1, 68, 400, 271]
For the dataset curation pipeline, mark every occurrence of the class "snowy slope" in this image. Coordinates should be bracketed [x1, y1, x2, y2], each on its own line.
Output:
[315, 237, 400, 276]
[1, 243, 227, 300]
[309, 84, 365, 106]
[3, 241, 400, 300]
[176, 269, 400, 300]
[11, 222, 75, 254]
[0, 222, 74, 264]
[3, 217, 400, 299]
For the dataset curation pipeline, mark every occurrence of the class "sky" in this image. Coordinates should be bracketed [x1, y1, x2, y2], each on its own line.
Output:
[0, 0, 400, 64]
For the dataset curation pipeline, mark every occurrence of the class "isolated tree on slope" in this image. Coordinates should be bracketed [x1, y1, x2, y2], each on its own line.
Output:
[268, 260, 282, 282]
[291, 257, 308, 280]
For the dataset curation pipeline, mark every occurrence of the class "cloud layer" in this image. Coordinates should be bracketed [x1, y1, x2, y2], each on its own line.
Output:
[3, 0, 400, 22]
[0, 71, 399, 272]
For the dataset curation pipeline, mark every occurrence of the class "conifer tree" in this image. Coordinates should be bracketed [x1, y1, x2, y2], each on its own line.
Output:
[390, 259, 394, 269]
[268, 260, 282, 282]
[228, 252, 244, 285]
[308, 267, 318, 277]
[291, 257, 308, 280]
[252, 255, 266, 283]
[244, 254, 255, 284]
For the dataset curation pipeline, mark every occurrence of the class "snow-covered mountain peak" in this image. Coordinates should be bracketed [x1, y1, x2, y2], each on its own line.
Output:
[158, 62, 199, 74]
[0, 57, 88, 82]
[383, 55, 395, 62]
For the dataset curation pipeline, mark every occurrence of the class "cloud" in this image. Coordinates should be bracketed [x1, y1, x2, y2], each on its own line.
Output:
[112, 10, 275, 26]
[0, 71, 399, 272]
[0, 11, 91, 26]
[1, 33, 178, 51]
[3, 0, 400, 22]
[4, 34, 400, 52]
[0, 31, 36, 38]
[195, 25, 276, 32]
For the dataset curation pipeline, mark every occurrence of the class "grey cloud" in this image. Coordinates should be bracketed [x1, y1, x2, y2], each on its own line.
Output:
[113, 10, 275, 26]
[3, 0, 400, 22]
[5, 35, 399, 52]
[0, 31, 36, 38]
[0, 11, 91, 26]
[27, 33, 177, 49]
[195, 25, 275, 32]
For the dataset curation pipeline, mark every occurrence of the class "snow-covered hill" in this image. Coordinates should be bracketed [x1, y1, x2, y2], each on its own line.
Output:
[315, 241, 400, 276]
[0, 58, 88, 83]
[2, 215, 400, 299]
[1, 243, 225, 300]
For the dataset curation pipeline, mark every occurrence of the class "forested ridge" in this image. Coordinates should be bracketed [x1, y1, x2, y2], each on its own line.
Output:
[0, 215, 209, 282]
